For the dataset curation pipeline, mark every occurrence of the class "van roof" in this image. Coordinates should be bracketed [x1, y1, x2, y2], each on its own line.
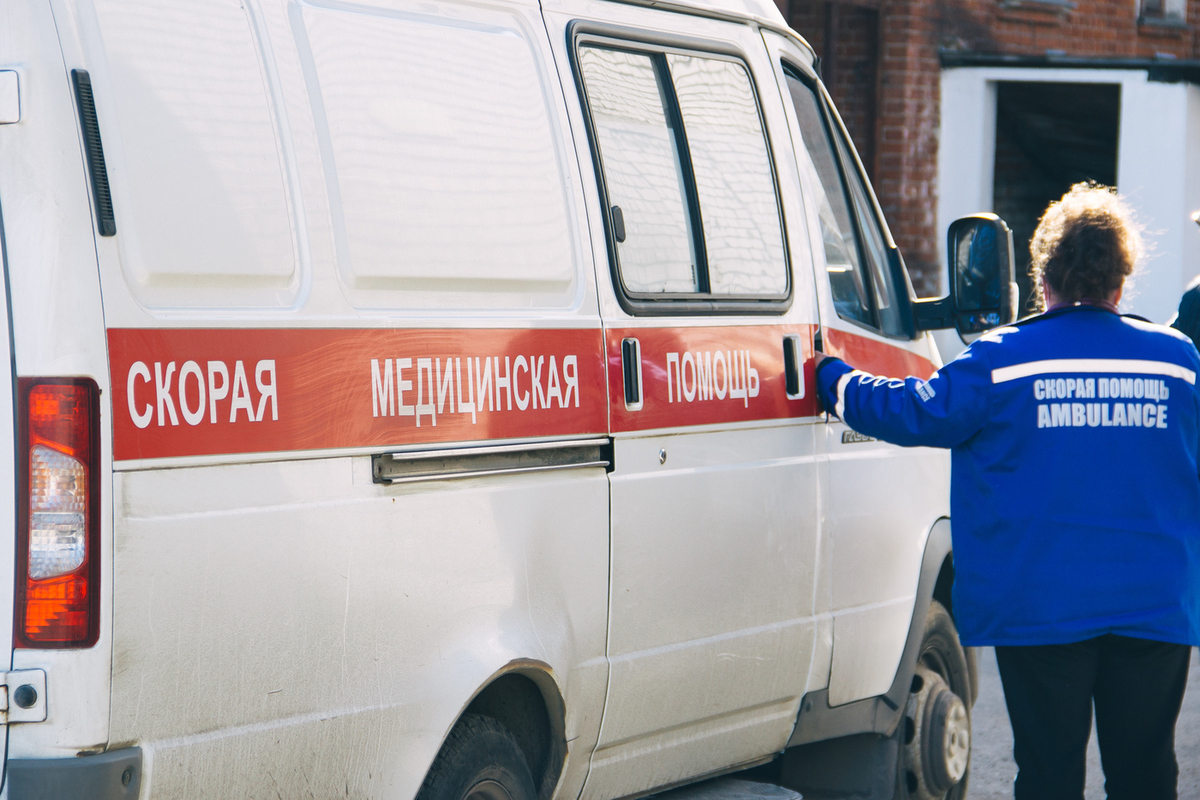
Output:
[614, 0, 816, 59]
[674, 0, 788, 23]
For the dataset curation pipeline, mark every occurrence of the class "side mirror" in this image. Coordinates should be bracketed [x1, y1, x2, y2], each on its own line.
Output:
[913, 214, 1017, 336]
[949, 214, 1017, 334]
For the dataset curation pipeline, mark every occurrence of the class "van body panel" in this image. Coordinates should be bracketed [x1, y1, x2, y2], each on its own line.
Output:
[820, 434, 949, 705]
[750, 30, 837, 702]
[0, 152, 12, 785]
[80, 0, 302, 310]
[66, 0, 597, 323]
[761, 30, 951, 708]
[592, 424, 818, 798]
[296, 0, 584, 311]
[541, 5, 828, 795]
[3, 0, 112, 760]
[823, 327, 935, 380]
[811, 323, 947, 704]
[63, 0, 611, 794]
[109, 459, 610, 799]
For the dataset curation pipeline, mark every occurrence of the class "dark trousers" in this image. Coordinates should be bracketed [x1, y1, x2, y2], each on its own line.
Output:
[995, 635, 1191, 800]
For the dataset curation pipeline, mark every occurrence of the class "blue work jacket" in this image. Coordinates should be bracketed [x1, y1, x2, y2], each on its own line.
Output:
[816, 306, 1200, 647]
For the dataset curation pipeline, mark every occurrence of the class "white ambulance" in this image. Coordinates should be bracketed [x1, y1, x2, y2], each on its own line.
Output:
[0, 0, 1013, 798]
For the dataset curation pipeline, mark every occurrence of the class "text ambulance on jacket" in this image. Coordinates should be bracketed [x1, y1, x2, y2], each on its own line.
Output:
[816, 306, 1200, 648]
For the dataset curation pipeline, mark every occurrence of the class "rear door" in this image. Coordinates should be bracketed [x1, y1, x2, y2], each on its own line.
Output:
[764, 31, 951, 708]
[1, 0, 112, 773]
[545, 6, 824, 798]
[0, 197, 14, 786]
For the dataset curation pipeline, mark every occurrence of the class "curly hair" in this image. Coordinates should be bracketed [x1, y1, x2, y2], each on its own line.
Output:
[1029, 182, 1141, 309]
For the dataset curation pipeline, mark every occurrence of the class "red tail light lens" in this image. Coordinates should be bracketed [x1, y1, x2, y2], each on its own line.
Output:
[17, 379, 100, 648]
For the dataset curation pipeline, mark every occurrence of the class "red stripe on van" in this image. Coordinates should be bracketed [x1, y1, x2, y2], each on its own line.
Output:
[107, 328, 607, 462]
[607, 325, 820, 432]
[823, 328, 936, 381]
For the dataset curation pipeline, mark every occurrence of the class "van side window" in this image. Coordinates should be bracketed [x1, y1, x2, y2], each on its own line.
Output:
[576, 42, 789, 311]
[667, 55, 787, 296]
[784, 69, 904, 336]
[577, 48, 700, 294]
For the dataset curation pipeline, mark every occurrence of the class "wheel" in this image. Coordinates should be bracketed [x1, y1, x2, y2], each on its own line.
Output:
[417, 714, 538, 800]
[898, 600, 972, 800]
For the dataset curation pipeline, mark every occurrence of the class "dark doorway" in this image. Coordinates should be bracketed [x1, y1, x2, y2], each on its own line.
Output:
[991, 81, 1121, 314]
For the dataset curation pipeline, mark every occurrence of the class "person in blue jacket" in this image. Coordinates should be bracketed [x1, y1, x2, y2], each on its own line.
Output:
[1169, 210, 1200, 348]
[816, 183, 1200, 800]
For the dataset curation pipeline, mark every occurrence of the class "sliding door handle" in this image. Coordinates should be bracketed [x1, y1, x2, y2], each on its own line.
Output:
[783, 335, 805, 399]
[621, 337, 643, 410]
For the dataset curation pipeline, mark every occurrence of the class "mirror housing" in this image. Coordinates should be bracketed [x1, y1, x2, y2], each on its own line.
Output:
[912, 214, 1017, 336]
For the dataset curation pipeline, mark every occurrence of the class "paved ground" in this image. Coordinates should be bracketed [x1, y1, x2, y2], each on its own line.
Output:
[968, 646, 1200, 799]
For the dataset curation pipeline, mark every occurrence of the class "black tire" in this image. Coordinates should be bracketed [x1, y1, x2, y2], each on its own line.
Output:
[917, 601, 972, 718]
[417, 714, 538, 800]
[898, 600, 973, 800]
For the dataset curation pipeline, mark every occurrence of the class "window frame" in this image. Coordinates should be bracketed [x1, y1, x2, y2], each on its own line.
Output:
[569, 21, 793, 316]
[1139, 0, 1186, 22]
[782, 61, 915, 340]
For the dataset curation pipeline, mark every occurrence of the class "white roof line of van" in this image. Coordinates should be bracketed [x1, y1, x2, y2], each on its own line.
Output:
[601, 0, 818, 68]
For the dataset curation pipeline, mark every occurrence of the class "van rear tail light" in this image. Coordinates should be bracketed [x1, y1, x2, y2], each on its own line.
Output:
[17, 380, 100, 648]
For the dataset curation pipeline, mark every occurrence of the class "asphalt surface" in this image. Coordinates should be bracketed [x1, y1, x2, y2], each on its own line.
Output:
[968, 646, 1200, 799]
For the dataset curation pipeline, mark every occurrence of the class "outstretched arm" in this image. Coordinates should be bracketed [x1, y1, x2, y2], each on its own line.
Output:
[814, 348, 992, 449]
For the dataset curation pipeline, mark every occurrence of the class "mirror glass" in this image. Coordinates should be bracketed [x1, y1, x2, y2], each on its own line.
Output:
[950, 215, 1013, 335]
[955, 223, 1001, 312]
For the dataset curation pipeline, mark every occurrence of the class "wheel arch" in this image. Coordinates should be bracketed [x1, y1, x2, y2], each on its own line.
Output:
[778, 518, 968, 798]
[786, 516, 958, 746]
[446, 661, 568, 800]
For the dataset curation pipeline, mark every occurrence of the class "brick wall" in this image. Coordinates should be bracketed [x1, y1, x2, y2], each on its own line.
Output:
[940, 0, 1199, 60]
[781, 0, 1200, 297]
[787, 3, 882, 179]
[877, 0, 941, 297]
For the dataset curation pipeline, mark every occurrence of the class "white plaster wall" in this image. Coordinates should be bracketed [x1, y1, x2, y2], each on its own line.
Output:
[937, 67, 1196, 334]
[1117, 76, 1190, 322]
[934, 70, 997, 360]
[1183, 85, 1200, 305]
[936, 69, 997, 293]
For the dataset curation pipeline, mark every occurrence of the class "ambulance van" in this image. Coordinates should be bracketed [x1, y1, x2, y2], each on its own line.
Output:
[0, 0, 1014, 797]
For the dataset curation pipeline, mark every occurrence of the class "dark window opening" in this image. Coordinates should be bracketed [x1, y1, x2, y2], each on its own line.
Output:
[991, 81, 1120, 314]
[1139, 0, 1187, 18]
